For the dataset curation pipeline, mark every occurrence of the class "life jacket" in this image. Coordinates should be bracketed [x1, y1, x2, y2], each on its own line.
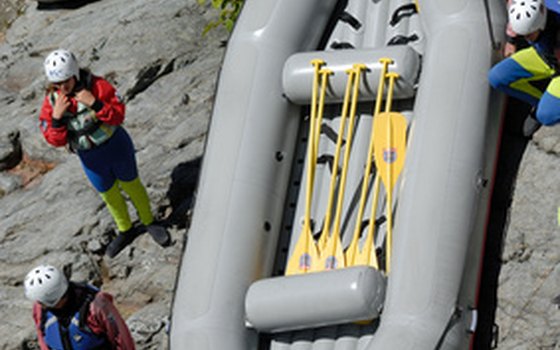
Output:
[49, 70, 116, 152]
[41, 284, 109, 350]
[546, 0, 560, 16]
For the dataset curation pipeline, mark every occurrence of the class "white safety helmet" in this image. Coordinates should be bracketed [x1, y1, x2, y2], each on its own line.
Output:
[43, 49, 80, 83]
[509, 0, 547, 35]
[24, 265, 69, 307]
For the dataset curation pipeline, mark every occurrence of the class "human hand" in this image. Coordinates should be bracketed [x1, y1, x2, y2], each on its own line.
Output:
[503, 42, 516, 57]
[74, 89, 96, 107]
[52, 94, 71, 120]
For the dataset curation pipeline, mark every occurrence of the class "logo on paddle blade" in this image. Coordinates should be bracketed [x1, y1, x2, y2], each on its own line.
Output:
[383, 147, 397, 164]
[298, 253, 312, 271]
[325, 256, 338, 270]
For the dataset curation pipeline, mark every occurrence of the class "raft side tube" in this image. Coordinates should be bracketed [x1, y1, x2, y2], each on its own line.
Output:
[282, 46, 420, 104]
[362, 1, 507, 349]
[169, 1, 340, 349]
[245, 266, 386, 333]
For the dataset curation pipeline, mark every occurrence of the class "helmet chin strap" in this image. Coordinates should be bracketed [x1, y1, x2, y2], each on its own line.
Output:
[72, 77, 84, 93]
[525, 30, 541, 42]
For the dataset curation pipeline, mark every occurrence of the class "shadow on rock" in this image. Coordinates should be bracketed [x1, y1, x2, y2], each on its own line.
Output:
[164, 157, 201, 229]
[36, 0, 101, 10]
[0, 130, 22, 171]
[472, 98, 531, 349]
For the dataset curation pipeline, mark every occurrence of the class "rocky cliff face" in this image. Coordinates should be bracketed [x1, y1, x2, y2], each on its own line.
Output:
[0, 1, 558, 350]
[491, 122, 560, 349]
[0, 0, 226, 349]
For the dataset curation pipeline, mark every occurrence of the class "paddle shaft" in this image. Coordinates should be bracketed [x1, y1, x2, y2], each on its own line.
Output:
[383, 72, 399, 273]
[346, 58, 392, 267]
[320, 64, 366, 270]
[317, 68, 356, 251]
[332, 65, 365, 243]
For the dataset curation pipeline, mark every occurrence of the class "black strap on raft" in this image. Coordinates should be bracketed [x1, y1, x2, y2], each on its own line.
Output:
[339, 11, 362, 30]
[320, 123, 341, 145]
[387, 33, 419, 46]
[390, 3, 418, 27]
[358, 215, 387, 237]
[317, 154, 336, 173]
[482, 0, 499, 50]
[317, 0, 349, 50]
[330, 41, 355, 50]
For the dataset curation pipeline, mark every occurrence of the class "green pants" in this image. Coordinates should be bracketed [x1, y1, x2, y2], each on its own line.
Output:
[99, 177, 154, 232]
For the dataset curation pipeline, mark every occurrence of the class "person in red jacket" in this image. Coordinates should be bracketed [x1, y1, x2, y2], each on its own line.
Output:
[39, 49, 170, 257]
[24, 264, 136, 350]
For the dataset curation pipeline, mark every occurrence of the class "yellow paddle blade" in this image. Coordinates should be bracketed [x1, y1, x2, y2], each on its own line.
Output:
[285, 224, 319, 275]
[314, 229, 345, 271]
[373, 112, 407, 191]
[285, 59, 326, 276]
[353, 234, 378, 269]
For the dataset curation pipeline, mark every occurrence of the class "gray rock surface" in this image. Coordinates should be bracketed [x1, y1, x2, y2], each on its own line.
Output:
[0, 0, 227, 349]
[0, 1, 558, 350]
[495, 125, 560, 349]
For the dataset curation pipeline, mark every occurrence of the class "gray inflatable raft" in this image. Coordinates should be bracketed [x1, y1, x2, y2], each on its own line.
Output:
[170, 0, 507, 349]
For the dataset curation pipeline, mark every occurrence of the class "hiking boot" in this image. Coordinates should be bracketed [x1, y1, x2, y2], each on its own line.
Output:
[146, 222, 171, 247]
[522, 109, 542, 138]
[105, 228, 139, 258]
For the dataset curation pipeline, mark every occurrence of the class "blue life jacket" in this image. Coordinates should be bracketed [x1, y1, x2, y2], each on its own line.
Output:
[42, 285, 109, 350]
[545, 0, 560, 15]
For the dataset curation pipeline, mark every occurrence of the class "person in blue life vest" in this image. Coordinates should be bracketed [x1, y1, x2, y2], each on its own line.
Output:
[38, 49, 170, 257]
[24, 264, 136, 350]
[488, 0, 560, 136]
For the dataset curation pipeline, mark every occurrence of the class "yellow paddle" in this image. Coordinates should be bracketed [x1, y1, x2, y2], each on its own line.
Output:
[315, 63, 366, 271]
[352, 66, 401, 269]
[316, 68, 357, 253]
[373, 72, 407, 273]
[345, 58, 392, 268]
[285, 59, 325, 275]
[313, 68, 334, 170]
[353, 174, 381, 268]
[308, 59, 326, 188]
[313, 68, 333, 162]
